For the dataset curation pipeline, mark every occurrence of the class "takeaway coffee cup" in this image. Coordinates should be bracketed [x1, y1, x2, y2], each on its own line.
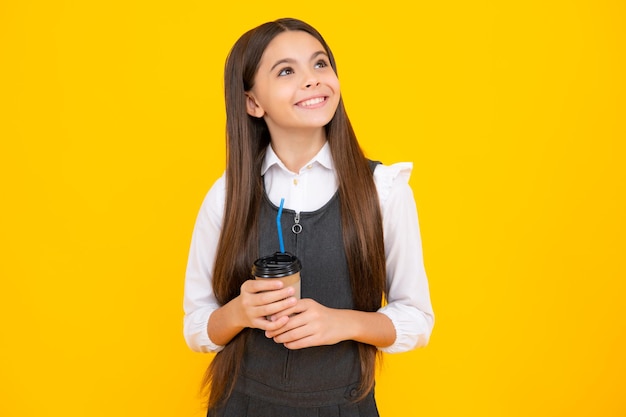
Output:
[252, 252, 302, 299]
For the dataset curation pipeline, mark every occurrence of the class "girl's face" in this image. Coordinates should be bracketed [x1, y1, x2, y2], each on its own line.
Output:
[245, 30, 341, 138]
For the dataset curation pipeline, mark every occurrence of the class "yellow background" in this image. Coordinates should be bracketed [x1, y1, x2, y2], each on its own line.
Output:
[1, 1, 625, 416]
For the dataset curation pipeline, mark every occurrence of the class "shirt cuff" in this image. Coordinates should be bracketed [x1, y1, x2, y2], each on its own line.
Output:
[184, 309, 225, 353]
[377, 303, 432, 354]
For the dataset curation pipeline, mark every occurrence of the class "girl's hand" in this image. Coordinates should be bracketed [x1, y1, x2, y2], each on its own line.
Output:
[264, 299, 351, 349]
[236, 279, 298, 332]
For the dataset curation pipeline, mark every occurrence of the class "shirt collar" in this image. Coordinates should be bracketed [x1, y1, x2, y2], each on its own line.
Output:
[261, 141, 334, 175]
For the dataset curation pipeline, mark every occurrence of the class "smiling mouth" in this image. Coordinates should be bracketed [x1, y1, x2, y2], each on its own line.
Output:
[296, 96, 327, 107]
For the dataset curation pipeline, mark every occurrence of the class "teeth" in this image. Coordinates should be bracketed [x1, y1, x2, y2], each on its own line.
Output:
[300, 97, 325, 107]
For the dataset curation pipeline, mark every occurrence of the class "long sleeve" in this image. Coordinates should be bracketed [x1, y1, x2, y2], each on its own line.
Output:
[183, 174, 226, 353]
[374, 163, 435, 353]
[183, 156, 434, 355]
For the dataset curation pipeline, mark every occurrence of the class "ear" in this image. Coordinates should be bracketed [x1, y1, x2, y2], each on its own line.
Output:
[245, 93, 265, 118]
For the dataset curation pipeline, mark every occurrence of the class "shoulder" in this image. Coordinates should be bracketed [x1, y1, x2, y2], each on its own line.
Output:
[198, 172, 226, 222]
[206, 172, 226, 199]
[372, 162, 413, 206]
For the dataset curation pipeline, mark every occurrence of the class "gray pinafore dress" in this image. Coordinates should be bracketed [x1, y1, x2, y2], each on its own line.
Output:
[210, 162, 381, 417]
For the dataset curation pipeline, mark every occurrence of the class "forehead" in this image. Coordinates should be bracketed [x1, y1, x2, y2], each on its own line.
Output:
[259, 30, 326, 66]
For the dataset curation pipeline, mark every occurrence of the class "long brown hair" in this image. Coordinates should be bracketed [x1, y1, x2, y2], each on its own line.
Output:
[203, 18, 386, 410]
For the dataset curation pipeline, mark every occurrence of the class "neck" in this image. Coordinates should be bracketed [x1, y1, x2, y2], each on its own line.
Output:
[269, 128, 327, 173]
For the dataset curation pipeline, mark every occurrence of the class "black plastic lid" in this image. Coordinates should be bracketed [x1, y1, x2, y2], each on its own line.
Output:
[252, 252, 302, 278]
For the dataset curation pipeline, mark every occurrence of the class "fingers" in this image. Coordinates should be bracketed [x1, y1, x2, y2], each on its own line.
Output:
[265, 300, 342, 350]
[283, 337, 317, 350]
[265, 299, 316, 340]
[269, 322, 317, 350]
[239, 280, 298, 330]
[241, 278, 285, 294]
[262, 314, 290, 331]
[267, 302, 302, 323]
[240, 279, 294, 305]
[254, 296, 298, 326]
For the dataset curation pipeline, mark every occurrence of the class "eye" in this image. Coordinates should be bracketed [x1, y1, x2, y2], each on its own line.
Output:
[314, 59, 329, 69]
[278, 67, 294, 76]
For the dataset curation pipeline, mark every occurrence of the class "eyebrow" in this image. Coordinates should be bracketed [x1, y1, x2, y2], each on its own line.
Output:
[269, 50, 328, 72]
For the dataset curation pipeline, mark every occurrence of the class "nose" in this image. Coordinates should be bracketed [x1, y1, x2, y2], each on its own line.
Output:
[303, 70, 320, 89]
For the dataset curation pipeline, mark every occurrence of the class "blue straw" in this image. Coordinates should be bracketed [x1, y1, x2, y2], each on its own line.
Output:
[277, 198, 285, 253]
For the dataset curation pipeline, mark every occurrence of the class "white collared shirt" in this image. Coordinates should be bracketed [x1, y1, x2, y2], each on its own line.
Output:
[184, 142, 434, 353]
[261, 142, 338, 213]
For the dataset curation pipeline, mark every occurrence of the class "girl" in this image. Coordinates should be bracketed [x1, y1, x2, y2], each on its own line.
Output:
[184, 18, 434, 416]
